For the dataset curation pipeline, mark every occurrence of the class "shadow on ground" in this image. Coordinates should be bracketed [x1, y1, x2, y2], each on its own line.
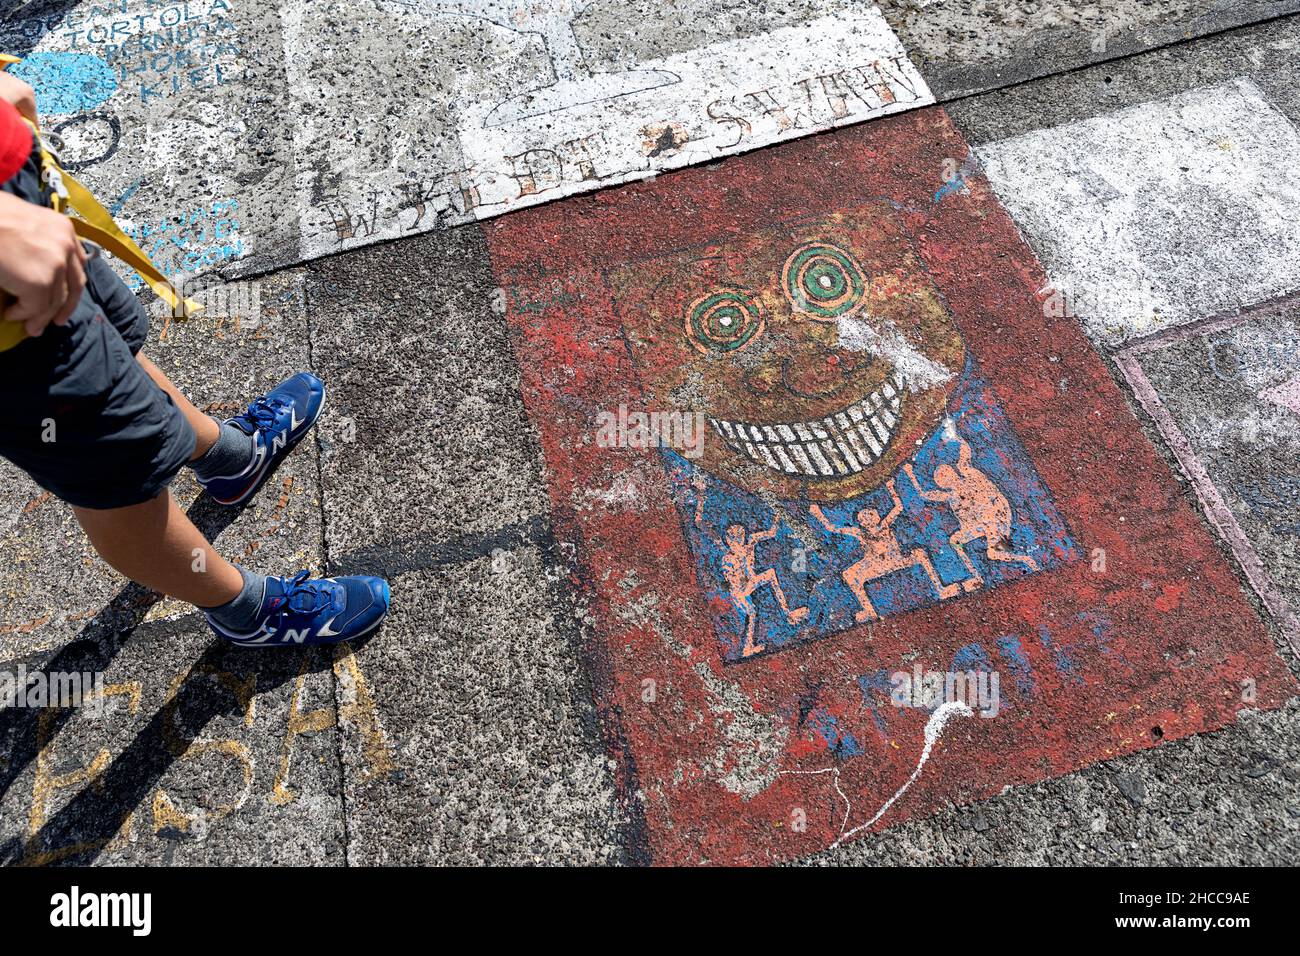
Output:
[0, 493, 335, 865]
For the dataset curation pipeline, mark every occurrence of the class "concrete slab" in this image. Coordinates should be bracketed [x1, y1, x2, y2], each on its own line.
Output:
[303, 225, 548, 562]
[0, 0, 303, 278]
[333, 545, 624, 865]
[946, 12, 1300, 145]
[0, 269, 323, 662]
[1117, 293, 1300, 653]
[0, 616, 346, 865]
[978, 77, 1300, 347]
[484, 104, 1297, 864]
[879, 0, 1300, 99]
[798, 699, 1300, 865]
[284, 0, 931, 258]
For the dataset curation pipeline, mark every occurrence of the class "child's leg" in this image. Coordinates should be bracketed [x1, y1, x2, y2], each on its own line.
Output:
[135, 353, 219, 460]
[2, 136, 389, 645]
[76, 253, 221, 462]
[72, 491, 243, 608]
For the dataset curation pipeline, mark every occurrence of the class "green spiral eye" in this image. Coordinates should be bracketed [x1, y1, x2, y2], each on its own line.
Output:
[685, 289, 764, 354]
[783, 243, 866, 319]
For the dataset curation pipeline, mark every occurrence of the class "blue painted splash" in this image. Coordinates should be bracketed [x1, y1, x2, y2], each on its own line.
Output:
[856, 670, 898, 738]
[995, 633, 1036, 698]
[10, 52, 117, 114]
[1036, 623, 1081, 683]
[1076, 610, 1115, 655]
[934, 173, 967, 203]
[663, 359, 1080, 663]
[951, 642, 994, 674]
[109, 178, 144, 216]
[806, 706, 863, 759]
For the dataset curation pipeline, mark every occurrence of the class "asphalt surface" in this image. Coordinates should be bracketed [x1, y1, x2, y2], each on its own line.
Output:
[0, 1, 1297, 865]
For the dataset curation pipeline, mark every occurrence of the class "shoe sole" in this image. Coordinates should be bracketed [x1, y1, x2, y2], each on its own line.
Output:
[209, 385, 327, 507]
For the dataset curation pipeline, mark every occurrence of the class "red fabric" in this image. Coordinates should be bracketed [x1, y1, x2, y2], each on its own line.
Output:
[0, 99, 33, 185]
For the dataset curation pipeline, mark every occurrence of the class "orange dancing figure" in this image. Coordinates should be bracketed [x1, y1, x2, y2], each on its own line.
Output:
[810, 479, 960, 623]
[716, 518, 809, 657]
[904, 436, 1039, 591]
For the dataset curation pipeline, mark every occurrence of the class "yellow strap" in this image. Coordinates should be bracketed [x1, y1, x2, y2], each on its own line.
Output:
[0, 54, 18, 68]
[56, 164, 204, 318]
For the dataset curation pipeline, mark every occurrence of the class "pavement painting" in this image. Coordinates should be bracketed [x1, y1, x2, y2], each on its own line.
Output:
[1, 2, 1299, 866]
[483, 104, 1298, 864]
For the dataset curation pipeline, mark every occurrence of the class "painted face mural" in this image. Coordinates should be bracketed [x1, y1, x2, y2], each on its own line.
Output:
[613, 207, 966, 503]
[612, 206, 1079, 664]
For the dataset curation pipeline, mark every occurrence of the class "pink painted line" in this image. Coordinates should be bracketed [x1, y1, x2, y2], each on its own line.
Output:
[1116, 351, 1300, 657]
[1122, 291, 1300, 354]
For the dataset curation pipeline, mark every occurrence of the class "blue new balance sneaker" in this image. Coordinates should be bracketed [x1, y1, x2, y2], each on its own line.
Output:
[207, 571, 391, 647]
[199, 372, 326, 506]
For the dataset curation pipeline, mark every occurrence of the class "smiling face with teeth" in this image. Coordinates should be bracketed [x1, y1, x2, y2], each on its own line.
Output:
[613, 208, 967, 501]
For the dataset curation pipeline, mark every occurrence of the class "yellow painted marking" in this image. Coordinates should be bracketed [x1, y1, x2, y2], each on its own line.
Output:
[333, 646, 396, 781]
[24, 682, 141, 865]
[272, 654, 336, 806]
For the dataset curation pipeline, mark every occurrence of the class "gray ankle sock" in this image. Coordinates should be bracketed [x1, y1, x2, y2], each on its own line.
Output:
[205, 566, 268, 633]
[191, 419, 255, 480]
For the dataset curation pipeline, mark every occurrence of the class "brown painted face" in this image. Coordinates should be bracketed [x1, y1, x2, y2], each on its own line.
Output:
[612, 208, 966, 502]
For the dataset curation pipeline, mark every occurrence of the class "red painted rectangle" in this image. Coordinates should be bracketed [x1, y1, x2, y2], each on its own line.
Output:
[484, 106, 1296, 865]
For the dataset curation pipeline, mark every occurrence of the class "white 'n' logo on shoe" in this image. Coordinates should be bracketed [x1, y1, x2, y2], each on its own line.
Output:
[280, 628, 311, 644]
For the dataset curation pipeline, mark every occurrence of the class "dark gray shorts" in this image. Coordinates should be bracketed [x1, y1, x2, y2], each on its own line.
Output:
[0, 138, 194, 509]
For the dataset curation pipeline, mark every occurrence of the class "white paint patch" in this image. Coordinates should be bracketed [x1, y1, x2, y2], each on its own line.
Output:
[782, 700, 971, 847]
[287, 3, 932, 258]
[979, 78, 1300, 347]
[836, 313, 953, 390]
[615, 590, 789, 801]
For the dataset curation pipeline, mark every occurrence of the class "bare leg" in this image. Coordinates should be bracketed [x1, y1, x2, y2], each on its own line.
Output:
[753, 569, 808, 622]
[987, 544, 1039, 572]
[843, 567, 881, 623]
[739, 599, 763, 657]
[911, 549, 962, 599]
[136, 353, 220, 460]
[72, 491, 243, 608]
[949, 536, 984, 591]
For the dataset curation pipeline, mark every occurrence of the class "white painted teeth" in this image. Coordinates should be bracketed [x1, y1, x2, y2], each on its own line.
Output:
[708, 373, 905, 478]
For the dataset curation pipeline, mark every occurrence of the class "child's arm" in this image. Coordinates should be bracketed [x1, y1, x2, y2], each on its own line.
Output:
[1, 70, 86, 335]
[0, 70, 36, 123]
[903, 463, 946, 502]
